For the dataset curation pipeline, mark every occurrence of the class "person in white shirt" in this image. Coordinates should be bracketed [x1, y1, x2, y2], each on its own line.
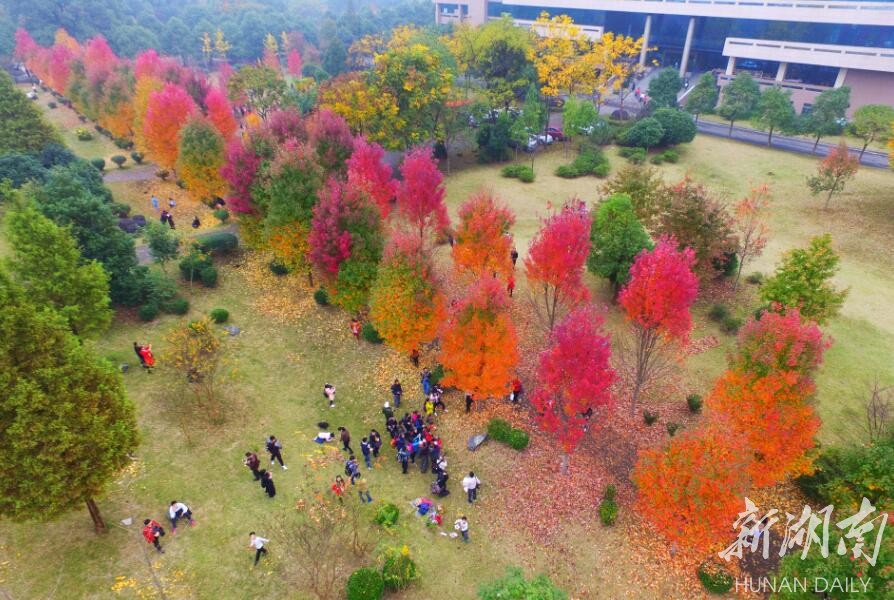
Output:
[454, 516, 470, 542]
[248, 532, 269, 565]
[462, 472, 481, 504]
[168, 500, 195, 533]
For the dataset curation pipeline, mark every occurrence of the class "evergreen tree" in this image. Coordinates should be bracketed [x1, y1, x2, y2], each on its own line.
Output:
[804, 86, 851, 153]
[684, 73, 718, 122]
[752, 87, 795, 146]
[6, 204, 111, 338]
[588, 193, 653, 294]
[0, 71, 61, 156]
[647, 69, 682, 109]
[0, 272, 138, 532]
[718, 73, 760, 136]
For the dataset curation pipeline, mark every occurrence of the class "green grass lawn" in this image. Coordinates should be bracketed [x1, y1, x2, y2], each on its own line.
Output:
[1, 132, 892, 598]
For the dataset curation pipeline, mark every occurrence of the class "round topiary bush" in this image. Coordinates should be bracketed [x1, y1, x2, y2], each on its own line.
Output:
[213, 208, 230, 222]
[268, 260, 289, 276]
[130, 151, 144, 164]
[487, 418, 512, 443]
[47, 101, 57, 109]
[210, 308, 229, 324]
[507, 429, 530, 450]
[697, 561, 734, 594]
[138, 303, 160, 322]
[361, 322, 383, 344]
[90, 158, 105, 171]
[75, 127, 93, 141]
[373, 503, 399, 528]
[599, 498, 618, 525]
[686, 394, 703, 413]
[110, 155, 127, 168]
[313, 288, 329, 306]
[346, 568, 384, 600]
[164, 297, 190, 315]
[200, 266, 218, 287]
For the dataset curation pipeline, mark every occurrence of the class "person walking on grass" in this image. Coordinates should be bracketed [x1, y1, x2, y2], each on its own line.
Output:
[345, 455, 360, 484]
[421, 368, 431, 396]
[462, 472, 481, 504]
[324, 383, 336, 408]
[455, 516, 470, 542]
[243, 451, 261, 480]
[350, 317, 362, 341]
[332, 475, 347, 502]
[360, 437, 372, 469]
[465, 393, 473, 414]
[355, 473, 373, 503]
[390, 379, 403, 408]
[338, 427, 353, 454]
[248, 532, 269, 566]
[507, 275, 515, 298]
[168, 501, 195, 533]
[261, 470, 276, 498]
[142, 519, 165, 553]
[265, 435, 287, 470]
[382, 401, 394, 420]
[369, 430, 382, 458]
[510, 247, 519, 268]
[397, 444, 410, 474]
[410, 348, 420, 367]
[133, 342, 146, 368]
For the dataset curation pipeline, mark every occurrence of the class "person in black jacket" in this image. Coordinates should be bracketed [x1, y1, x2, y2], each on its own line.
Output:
[261, 470, 276, 498]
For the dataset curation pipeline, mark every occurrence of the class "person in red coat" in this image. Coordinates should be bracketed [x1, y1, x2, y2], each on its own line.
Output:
[142, 519, 164, 553]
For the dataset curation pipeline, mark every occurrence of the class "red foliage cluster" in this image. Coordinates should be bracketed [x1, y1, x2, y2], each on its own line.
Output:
[346, 137, 398, 218]
[396, 148, 450, 244]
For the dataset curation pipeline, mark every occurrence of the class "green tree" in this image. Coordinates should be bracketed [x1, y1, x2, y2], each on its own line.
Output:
[652, 108, 696, 146]
[850, 104, 894, 159]
[588, 193, 653, 294]
[476, 112, 513, 163]
[322, 39, 348, 77]
[0, 272, 138, 532]
[479, 567, 567, 600]
[563, 95, 599, 138]
[684, 73, 718, 122]
[760, 234, 848, 324]
[804, 86, 850, 153]
[515, 84, 547, 166]
[0, 71, 61, 156]
[228, 65, 286, 120]
[5, 204, 111, 338]
[752, 87, 795, 146]
[144, 221, 180, 273]
[718, 73, 760, 136]
[602, 164, 664, 228]
[647, 68, 682, 109]
[622, 117, 664, 149]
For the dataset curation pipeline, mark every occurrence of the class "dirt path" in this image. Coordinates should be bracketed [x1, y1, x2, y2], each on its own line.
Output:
[104, 165, 157, 183]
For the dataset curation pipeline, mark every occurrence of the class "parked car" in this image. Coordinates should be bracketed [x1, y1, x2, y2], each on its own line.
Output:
[524, 136, 539, 152]
[535, 133, 554, 145]
[546, 127, 565, 141]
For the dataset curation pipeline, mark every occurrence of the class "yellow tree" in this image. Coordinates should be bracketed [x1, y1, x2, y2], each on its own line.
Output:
[200, 32, 212, 67]
[318, 73, 400, 140]
[132, 75, 163, 152]
[164, 318, 227, 423]
[348, 34, 386, 69]
[214, 29, 231, 62]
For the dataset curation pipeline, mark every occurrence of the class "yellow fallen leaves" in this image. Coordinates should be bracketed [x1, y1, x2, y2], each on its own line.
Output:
[233, 252, 315, 323]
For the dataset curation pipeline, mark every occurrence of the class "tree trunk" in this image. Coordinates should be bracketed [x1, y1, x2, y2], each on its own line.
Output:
[728, 119, 734, 137]
[859, 140, 869, 160]
[86, 497, 106, 533]
[825, 189, 834, 210]
[733, 256, 745, 292]
[767, 126, 773, 146]
[630, 379, 642, 418]
[694, 113, 700, 124]
[812, 135, 821, 153]
[560, 452, 570, 475]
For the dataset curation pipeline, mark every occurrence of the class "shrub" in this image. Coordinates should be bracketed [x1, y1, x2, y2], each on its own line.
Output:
[720, 251, 738, 278]
[666, 422, 682, 436]
[649, 154, 664, 165]
[195, 232, 238, 255]
[110, 202, 131, 217]
[200, 266, 218, 287]
[599, 498, 618, 525]
[75, 127, 94, 141]
[373, 503, 400, 528]
[110, 155, 126, 168]
[156, 169, 170, 180]
[795, 437, 894, 510]
[501, 164, 535, 183]
[175, 179, 186, 189]
[429, 364, 445, 386]
[361, 322, 383, 344]
[745, 271, 764, 285]
[697, 561, 734, 594]
[479, 568, 567, 600]
[618, 147, 646, 164]
[652, 108, 697, 146]
[506, 429, 530, 450]
[213, 208, 230, 222]
[686, 394, 703, 413]
[313, 288, 330, 306]
[268, 260, 289, 276]
[113, 137, 133, 150]
[210, 308, 229, 323]
[130, 151, 144, 164]
[659, 149, 679, 163]
[179, 251, 213, 282]
[621, 117, 664, 149]
[47, 101, 57, 109]
[138, 303, 160, 322]
[163, 297, 190, 315]
[603, 484, 617, 502]
[707, 304, 729, 322]
[90, 158, 105, 171]
[721, 315, 742, 334]
[643, 410, 659, 425]
[487, 418, 512, 443]
[346, 568, 384, 600]
[381, 546, 418, 591]
[142, 271, 177, 306]
[555, 146, 610, 178]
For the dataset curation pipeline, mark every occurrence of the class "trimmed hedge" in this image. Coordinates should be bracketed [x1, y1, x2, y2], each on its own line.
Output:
[130, 151, 144, 164]
[686, 394, 703, 413]
[268, 260, 289, 275]
[213, 208, 230, 222]
[617, 147, 646, 164]
[110, 155, 126, 168]
[487, 418, 530, 450]
[138, 303, 160, 322]
[500, 164, 535, 183]
[194, 232, 238, 255]
[163, 297, 190, 315]
[210, 308, 229, 323]
[555, 146, 610, 178]
[346, 568, 384, 600]
[599, 484, 618, 526]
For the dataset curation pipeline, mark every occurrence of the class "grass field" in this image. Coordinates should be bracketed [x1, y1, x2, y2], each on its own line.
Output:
[1, 99, 893, 599]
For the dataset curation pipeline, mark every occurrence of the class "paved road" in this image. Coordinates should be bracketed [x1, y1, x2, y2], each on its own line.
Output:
[695, 120, 889, 169]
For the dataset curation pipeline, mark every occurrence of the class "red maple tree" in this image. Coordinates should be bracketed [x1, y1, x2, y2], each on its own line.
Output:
[453, 191, 515, 279]
[346, 137, 398, 218]
[523, 201, 591, 330]
[440, 276, 519, 403]
[220, 138, 261, 213]
[706, 369, 819, 487]
[308, 178, 359, 278]
[732, 184, 771, 290]
[82, 35, 118, 86]
[144, 83, 198, 169]
[531, 306, 615, 471]
[618, 236, 699, 416]
[734, 308, 829, 380]
[633, 423, 751, 551]
[287, 49, 303, 78]
[205, 87, 238, 140]
[396, 148, 450, 245]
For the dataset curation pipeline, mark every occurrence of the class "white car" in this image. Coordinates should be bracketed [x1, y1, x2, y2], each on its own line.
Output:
[535, 134, 554, 145]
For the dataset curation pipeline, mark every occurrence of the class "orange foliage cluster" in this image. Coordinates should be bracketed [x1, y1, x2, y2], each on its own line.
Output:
[452, 191, 515, 279]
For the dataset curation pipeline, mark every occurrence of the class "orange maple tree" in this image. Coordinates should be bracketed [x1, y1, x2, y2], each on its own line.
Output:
[369, 233, 446, 354]
[440, 275, 519, 401]
[707, 369, 820, 487]
[633, 423, 751, 551]
[452, 191, 515, 279]
[132, 76, 164, 151]
[144, 83, 198, 169]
